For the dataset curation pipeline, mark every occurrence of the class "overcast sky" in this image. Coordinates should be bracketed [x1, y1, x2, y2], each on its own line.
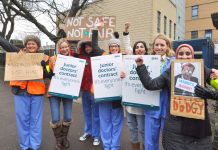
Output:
[9, 0, 73, 46]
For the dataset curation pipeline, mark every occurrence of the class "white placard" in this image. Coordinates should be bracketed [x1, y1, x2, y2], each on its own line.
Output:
[122, 55, 161, 109]
[49, 54, 86, 99]
[175, 78, 197, 93]
[91, 54, 122, 102]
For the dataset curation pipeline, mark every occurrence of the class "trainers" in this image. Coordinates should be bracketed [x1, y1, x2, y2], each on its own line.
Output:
[93, 138, 100, 146]
[79, 133, 91, 141]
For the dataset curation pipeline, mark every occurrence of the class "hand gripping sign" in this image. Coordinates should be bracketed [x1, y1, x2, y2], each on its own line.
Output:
[122, 55, 161, 109]
[91, 54, 122, 102]
[49, 55, 86, 99]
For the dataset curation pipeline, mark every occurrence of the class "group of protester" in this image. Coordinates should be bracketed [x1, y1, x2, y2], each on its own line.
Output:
[0, 20, 218, 150]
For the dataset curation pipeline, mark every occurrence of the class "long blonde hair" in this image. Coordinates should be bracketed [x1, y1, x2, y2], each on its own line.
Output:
[152, 34, 175, 57]
[56, 38, 70, 54]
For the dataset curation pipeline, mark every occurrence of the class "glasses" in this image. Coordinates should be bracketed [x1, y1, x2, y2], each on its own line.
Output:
[184, 69, 193, 74]
[110, 45, 119, 48]
[178, 51, 191, 56]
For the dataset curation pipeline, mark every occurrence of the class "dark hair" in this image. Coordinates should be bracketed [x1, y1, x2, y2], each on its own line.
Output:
[182, 63, 195, 72]
[132, 41, 148, 55]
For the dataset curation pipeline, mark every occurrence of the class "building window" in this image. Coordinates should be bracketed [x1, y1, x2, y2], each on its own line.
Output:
[169, 20, 172, 38]
[164, 16, 167, 35]
[191, 31, 198, 39]
[157, 11, 161, 33]
[192, 5, 198, 19]
[174, 23, 176, 40]
[205, 30, 212, 39]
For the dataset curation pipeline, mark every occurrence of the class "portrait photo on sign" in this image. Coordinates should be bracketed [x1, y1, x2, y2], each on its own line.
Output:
[173, 60, 202, 97]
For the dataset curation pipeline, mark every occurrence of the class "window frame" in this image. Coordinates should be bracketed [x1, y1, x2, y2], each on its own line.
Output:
[191, 30, 198, 39]
[192, 5, 199, 19]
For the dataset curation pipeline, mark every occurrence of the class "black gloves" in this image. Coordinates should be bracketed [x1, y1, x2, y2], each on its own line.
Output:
[41, 60, 55, 79]
[194, 84, 218, 100]
[43, 71, 55, 79]
[41, 60, 46, 68]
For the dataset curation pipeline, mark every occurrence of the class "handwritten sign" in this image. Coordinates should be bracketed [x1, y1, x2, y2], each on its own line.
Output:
[175, 78, 197, 93]
[48, 55, 86, 99]
[91, 54, 122, 102]
[122, 55, 161, 109]
[171, 59, 205, 120]
[64, 16, 116, 41]
[4, 53, 44, 81]
[171, 97, 205, 120]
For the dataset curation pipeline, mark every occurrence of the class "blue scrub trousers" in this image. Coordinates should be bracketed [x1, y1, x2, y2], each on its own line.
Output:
[14, 95, 43, 150]
[99, 101, 124, 150]
[82, 91, 100, 139]
[145, 115, 165, 150]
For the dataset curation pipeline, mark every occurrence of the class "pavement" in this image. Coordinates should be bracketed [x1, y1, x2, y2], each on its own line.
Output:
[0, 66, 165, 150]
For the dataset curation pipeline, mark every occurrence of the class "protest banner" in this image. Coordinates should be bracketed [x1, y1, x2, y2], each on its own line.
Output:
[48, 55, 86, 99]
[4, 53, 44, 81]
[64, 16, 116, 41]
[122, 55, 161, 109]
[91, 54, 122, 102]
[170, 59, 205, 120]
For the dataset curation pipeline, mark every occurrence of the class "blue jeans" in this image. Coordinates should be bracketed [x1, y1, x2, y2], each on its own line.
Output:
[14, 95, 43, 150]
[126, 111, 145, 143]
[49, 96, 73, 124]
[82, 91, 100, 139]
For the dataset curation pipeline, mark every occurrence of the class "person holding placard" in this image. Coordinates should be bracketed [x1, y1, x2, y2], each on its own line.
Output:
[77, 28, 105, 146]
[92, 24, 124, 149]
[135, 44, 216, 150]
[143, 34, 175, 150]
[0, 35, 51, 150]
[122, 22, 147, 150]
[48, 38, 76, 150]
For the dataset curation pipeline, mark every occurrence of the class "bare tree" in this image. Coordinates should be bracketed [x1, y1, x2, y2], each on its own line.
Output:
[0, 0, 93, 43]
[0, 0, 17, 40]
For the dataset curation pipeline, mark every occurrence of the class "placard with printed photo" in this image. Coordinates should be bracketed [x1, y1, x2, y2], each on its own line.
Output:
[170, 59, 205, 120]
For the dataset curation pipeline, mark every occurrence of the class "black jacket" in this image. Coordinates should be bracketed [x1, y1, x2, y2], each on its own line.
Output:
[136, 64, 212, 138]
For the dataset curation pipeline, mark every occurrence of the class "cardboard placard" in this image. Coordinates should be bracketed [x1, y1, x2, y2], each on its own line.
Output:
[4, 53, 44, 81]
[170, 59, 205, 120]
[122, 55, 161, 109]
[48, 55, 86, 99]
[64, 16, 116, 41]
[91, 54, 122, 102]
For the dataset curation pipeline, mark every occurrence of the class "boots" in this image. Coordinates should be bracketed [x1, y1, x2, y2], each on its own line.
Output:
[50, 122, 62, 150]
[61, 121, 71, 149]
[131, 142, 141, 150]
[142, 143, 145, 150]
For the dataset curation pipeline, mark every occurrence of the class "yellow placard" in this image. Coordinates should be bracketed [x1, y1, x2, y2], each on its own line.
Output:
[4, 53, 44, 81]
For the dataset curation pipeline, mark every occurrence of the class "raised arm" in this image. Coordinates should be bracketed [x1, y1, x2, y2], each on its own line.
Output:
[91, 20, 105, 56]
[122, 22, 133, 54]
[0, 36, 19, 52]
[135, 56, 169, 90]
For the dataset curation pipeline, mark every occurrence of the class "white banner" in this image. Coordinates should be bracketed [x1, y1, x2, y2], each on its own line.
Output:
[49, 54, 86, 99]
[91, 54, 122, 102]
[122, 55, 161, 109]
